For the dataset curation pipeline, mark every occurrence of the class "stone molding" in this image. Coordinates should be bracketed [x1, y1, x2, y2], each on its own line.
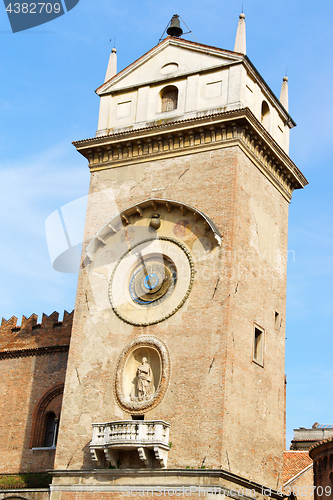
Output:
[114, 336, 170, 414]
[0, 345, 69, 360]
[73, 108, 307, 202]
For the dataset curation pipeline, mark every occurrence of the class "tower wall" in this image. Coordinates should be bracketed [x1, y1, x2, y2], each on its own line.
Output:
[54, 144, 288, 488]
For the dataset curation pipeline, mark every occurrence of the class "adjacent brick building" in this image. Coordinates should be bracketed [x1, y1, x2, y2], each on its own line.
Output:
[0, 312, 72, 475]
[309, 438, 333, 499]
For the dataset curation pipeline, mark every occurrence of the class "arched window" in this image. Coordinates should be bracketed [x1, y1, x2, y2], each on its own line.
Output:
[261, 100, 270, 129]
[160, 85, 178, 112]
[30, 384, 63, 448]
[317, 458, 323, 476]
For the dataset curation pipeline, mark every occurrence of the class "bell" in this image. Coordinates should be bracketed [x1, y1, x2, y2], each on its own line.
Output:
[167, 15, 183, 37]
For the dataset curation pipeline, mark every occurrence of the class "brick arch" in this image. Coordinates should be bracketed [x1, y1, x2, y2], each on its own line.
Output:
[29, 383, 64, 448]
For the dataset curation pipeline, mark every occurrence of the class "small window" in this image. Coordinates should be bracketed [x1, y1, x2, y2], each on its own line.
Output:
[275, 312, 280, 330]
[160, 85, 178, 112]
[253, 325, 264, 366]
[261, 100, 270, 129]
[132, 415, 144, 420]
[44, 412, 58, 448]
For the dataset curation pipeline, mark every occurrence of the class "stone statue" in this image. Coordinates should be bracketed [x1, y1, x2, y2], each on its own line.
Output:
[136, 357, 152, 399]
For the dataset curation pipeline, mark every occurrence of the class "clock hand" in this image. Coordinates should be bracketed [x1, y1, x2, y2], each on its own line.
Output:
[137, 251, 153, 290]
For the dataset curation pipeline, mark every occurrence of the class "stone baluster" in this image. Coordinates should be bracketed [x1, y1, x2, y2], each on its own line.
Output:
[200, 129, 205, 144]
[221, 126, 227, 140]
[189, 132, 195, 147]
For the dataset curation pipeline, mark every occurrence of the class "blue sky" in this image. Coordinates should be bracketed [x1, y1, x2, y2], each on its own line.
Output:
[1, 0, 332, 448]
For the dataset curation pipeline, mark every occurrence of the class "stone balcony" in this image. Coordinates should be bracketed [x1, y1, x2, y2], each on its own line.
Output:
[90, 420, 170, 468]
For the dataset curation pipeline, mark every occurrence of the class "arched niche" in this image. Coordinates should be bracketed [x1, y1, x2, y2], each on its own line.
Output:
[261, 100, 270, 130]
[85, 198, 221, 266]
[114, 336, 170, 415]
[160, 85, 178, 112]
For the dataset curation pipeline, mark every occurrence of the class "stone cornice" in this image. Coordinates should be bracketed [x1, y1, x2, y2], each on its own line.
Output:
[0, 345, 69, 360]
[50, 468, 282, 499]
[73, 108, 307, 202]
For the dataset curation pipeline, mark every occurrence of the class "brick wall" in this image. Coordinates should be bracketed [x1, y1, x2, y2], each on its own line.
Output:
[310, 439, 333, 500]
[0, 311, 72, 473]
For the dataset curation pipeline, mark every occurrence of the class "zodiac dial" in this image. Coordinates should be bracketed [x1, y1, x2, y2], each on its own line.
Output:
[109, 237, 194, 326]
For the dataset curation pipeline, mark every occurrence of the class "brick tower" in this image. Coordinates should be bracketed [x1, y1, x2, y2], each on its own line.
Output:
[51, 14, 307, 500]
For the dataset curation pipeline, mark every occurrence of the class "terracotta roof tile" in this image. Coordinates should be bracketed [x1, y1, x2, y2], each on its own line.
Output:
[283, 451, 313, 483]
[309, 436, 333, 456]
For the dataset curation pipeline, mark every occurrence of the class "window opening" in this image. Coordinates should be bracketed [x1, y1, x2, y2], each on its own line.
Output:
[161, 86, 178, 112]
[253, 326, 264, 365]
[261, 100, 270, 129]
[44, 412, 59, 447]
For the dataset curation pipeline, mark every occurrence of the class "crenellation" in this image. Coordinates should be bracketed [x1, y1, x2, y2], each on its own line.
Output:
[0, 310, 73, 353]
[1, 315, 18, 329]
[41, 311, 59, 326]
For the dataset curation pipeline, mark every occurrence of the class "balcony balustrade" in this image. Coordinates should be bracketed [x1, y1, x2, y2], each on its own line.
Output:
[90, 420, 170, 468]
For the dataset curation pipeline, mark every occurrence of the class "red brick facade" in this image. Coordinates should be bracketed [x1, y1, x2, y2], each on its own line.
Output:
[310, 438, 333, 500]
[0, 311, 72, 474]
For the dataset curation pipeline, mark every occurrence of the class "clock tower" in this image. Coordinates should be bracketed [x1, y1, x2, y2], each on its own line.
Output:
[50, 14, 307, 500]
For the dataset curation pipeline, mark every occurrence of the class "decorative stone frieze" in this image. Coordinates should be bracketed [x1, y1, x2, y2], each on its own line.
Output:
[73, 108, 307, 202]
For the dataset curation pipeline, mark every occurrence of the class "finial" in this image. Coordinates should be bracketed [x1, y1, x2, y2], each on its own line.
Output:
[105, 44, 118, 83]
[280, 75, 289, 111]
[234, 12, 246, 54]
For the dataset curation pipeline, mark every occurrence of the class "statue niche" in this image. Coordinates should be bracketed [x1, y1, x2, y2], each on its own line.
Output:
[114, 336, 170, 414]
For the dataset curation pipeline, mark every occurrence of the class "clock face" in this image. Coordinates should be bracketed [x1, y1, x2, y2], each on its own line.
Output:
[128, 255, 177, 306]
[109, 237, 194, 326]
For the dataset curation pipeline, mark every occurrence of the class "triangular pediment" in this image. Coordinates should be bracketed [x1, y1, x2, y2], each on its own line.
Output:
[97, 37, 243, 95]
